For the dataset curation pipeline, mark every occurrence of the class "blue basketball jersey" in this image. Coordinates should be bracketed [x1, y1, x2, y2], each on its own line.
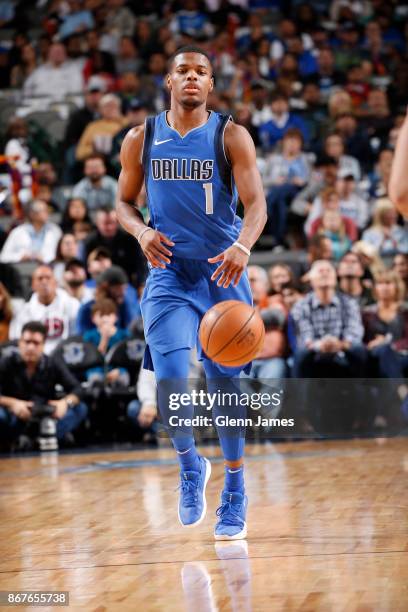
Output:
[142, 111, 242, 260]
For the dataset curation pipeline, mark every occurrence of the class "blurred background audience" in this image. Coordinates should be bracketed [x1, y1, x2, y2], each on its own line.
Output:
[0, 0, 407, 451]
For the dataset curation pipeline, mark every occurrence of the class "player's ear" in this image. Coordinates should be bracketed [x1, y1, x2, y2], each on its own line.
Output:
[166, 73, 172, 91]
[209, 76, 214, 92]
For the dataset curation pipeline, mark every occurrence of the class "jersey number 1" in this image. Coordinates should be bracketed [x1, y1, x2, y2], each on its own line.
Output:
[203, 182, 213, 215]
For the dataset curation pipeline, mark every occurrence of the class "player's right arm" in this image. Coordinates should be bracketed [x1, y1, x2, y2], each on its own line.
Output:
[116, 125, 174, 269]
[389, 109, 408, 218]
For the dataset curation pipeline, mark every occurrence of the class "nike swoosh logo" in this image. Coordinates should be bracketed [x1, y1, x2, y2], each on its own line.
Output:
[154, 138, 173, 145]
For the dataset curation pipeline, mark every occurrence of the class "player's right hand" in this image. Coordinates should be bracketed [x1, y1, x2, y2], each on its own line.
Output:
[139, 229, 174, 269]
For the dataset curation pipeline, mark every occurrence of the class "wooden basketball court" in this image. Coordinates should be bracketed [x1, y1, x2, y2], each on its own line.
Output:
[0, 438, 407, 611]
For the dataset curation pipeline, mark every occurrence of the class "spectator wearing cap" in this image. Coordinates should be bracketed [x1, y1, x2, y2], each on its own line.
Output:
[72, 155, 118, 211]
[76, 94, 126, 162]
[258, 93, 309, 151]
[0, 200, 62, 264]
[76, 265, 140, 334]
[63, 259, 94, 305]
[84, 207, 146, 289]
[336, 171, 369, 230]
[111, 99, 148, 176]
[23, 42, 83, 100]
[9, 265, 80, 354]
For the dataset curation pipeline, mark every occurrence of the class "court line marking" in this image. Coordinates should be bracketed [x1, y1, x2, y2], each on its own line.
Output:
[0, 549, 407, 575]
[0, 448, 363, 480]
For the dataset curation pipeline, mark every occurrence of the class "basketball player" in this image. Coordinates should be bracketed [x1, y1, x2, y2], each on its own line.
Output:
[116, 47, 267, 540]
[389, 109, 408, 217]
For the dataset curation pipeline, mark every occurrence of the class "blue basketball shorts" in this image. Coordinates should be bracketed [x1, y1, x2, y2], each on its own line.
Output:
[140, 256, 253, 376]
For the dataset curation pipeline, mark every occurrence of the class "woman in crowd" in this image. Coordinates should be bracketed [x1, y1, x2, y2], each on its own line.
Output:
[362, 198, 408, 257]
[363, 270, 408, 386]
[52, 233, 80, 285]
[363, 270, 408, 424]
[268, 263, 293, 295]
[61, 198, 92, 234]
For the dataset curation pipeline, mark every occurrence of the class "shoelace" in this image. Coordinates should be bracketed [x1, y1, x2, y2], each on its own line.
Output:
[177, 478, 199, 507]
[216, 500, 245, 527]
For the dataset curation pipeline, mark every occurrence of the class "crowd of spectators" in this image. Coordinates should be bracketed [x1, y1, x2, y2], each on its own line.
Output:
[0, 0, 407, 450]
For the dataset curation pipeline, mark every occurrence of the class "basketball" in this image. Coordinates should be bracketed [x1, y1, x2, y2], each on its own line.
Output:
[199, 300, 265, 367]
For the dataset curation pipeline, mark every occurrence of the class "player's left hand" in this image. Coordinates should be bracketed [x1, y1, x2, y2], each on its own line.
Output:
[208, 245, 249, 288]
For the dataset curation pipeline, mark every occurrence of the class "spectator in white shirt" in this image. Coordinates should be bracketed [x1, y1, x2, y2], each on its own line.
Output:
[0, 200, 62, 264]
[23, 42, 83, 100]
[9, 265, 80, 354]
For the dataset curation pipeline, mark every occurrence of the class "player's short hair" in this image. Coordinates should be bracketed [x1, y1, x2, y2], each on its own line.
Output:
[168, 45, 213, 73]
[21, 321, 47, 339]
[91, 298, 118, 317]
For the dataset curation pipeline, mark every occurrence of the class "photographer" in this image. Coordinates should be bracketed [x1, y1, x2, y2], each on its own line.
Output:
[0, 321, 87, 447]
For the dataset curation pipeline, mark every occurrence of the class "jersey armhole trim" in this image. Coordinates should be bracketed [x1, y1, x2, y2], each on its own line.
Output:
[222, 115, 233, 167]
[215, 114, 233, 195]
[141, 116, 156, 175]
[139, 118, 147, 165]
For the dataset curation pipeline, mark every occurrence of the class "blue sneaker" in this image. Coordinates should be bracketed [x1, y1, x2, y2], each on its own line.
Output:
[214, 490, 248, 540]
[178, 456, 211, 527]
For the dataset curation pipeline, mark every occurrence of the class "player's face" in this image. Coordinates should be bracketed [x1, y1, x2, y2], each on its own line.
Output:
[167, 53, 214, 109]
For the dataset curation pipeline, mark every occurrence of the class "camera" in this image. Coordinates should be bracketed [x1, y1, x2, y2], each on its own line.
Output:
[31, 404, 58, 451]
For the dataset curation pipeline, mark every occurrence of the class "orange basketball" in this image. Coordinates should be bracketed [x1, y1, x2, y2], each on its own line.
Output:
[199, 300, 265, 367]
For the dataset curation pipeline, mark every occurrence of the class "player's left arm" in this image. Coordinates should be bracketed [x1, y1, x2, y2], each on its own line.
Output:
[389, 109, 408, 218]
[208, 122, 267, 288]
